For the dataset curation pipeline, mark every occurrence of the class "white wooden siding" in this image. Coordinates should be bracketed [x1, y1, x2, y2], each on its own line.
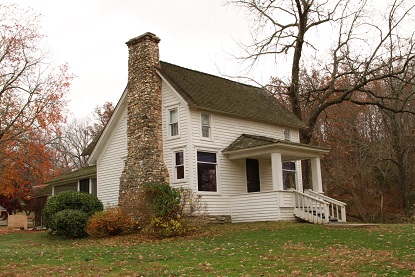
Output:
[96, 108, 127, 206]
[187, 108, 302, 216]
[231, 191, 280, 223]
[231, 191, 298, 222]
[161, 81, 191, 190]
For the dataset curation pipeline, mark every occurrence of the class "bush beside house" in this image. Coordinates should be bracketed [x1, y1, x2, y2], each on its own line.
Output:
[43, 191, 103, 238]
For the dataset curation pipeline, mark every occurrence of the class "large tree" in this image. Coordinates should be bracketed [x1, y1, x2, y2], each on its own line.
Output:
[0, 4, 72, 212]
[229, 0, 415, 143]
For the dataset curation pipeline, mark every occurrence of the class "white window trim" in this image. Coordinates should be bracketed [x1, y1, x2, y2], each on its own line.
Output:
[200, 112, 212, 140]
[282, 161, 297, 190]
[172, 149, 187, 184]
[196, 149, 221, 195]
[167, 105, 180, 139]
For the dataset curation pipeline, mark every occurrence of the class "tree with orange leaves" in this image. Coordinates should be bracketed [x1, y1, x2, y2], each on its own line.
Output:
[0, 4, 72, 213]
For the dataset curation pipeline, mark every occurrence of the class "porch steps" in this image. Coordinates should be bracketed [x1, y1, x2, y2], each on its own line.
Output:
[293, 190, 347, 224]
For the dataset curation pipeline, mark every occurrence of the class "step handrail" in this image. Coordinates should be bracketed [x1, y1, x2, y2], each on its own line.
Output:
[293, 191, 330, 224]
[304, 190, 347, 222]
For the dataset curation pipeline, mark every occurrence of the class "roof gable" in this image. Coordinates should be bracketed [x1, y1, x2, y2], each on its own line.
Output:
[159, 61, 305, 128]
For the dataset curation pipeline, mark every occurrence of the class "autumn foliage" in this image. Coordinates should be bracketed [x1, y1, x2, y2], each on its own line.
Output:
[0, 4, 72, 212]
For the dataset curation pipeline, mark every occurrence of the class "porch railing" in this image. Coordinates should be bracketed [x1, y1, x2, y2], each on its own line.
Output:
[293, 191, 330, 224]
[304, 190, 347, 222]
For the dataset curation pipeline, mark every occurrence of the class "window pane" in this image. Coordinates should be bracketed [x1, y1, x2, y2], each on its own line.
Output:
[202, 126, 210, 138]
[171, 122, 178, 136]
[282, 162, 296, 171]
[91, 178, 97, 197]
[283, 171, 296, 190]
[284, 129, 290, 140]
[175, 151, 184, 180]
[175, 152, 184, 166]
[79, 179, 89, 193]
[197, 151, 216, 163]
[170, 109, 178, 123]
[202, 114, 210, 125]
[176, 165, 184, 179]
[197, 163, 217, 191]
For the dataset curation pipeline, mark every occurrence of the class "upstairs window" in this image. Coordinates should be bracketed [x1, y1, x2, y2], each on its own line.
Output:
[169, 108, 179, 137]
[201, 113, 211, 138]
[283, 128, 291, 140]
[282, 162, 296, 190]
[197, 151, 217, 192]
[175, 151, 185, 180]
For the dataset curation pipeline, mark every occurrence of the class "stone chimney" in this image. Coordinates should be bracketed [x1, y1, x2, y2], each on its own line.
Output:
[119, 32, 170, 219]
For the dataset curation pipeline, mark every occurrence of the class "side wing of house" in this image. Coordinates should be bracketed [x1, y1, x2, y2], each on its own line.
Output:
[46, 165, 97, 197]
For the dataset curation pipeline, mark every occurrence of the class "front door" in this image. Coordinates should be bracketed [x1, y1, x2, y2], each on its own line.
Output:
[246, 159, 260, 192]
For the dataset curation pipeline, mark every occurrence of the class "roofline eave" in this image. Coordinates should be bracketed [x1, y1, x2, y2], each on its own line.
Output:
[223, 142, 330, 160]
[46, 173, 97, 186]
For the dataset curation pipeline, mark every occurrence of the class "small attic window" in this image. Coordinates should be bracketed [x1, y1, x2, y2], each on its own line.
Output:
[283, 128, 291, 140]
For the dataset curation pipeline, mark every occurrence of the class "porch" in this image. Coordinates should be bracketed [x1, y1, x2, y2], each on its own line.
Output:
[223, 134, 347, 224]
[230, 190, 346, 224]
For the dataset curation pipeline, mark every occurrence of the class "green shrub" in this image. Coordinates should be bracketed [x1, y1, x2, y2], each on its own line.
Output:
[143, 183, 181, 218]
[135, 183, 208, 238]
[86, 207, 136, 237]
[43, 191, 103, 229]
[51, 209, 89, 238]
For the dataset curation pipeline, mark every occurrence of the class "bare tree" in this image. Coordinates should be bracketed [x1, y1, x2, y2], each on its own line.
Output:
[53, 102, 115, 171]
[229, 0, 415, 143]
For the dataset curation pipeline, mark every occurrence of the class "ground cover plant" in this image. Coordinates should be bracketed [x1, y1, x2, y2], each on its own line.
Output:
[0, 222, 414, 276]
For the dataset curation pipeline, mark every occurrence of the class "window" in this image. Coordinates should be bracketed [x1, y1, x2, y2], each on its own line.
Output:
[197, 151, 217, 192]
[282, 162, 296, 190]
[79, 179, 90, 193]
[283, 128, 291, 140]
[90, 178, 97, 197]
[169, 108, 179, 137]
[201, 113, 211, 138]
[175, 151, 185, 180]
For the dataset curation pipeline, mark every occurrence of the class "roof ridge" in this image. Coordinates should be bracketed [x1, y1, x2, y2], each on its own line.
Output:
[160, 61, 265, 91]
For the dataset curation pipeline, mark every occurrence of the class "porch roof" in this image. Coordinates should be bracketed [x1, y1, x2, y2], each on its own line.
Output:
[223, 134, 329, 161]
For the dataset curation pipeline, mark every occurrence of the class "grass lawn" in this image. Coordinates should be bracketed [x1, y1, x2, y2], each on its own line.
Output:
[0, 222, 414, 276]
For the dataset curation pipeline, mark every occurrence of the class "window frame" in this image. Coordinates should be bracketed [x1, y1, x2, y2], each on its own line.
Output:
[201, 112, 211, 139]
[196, 151, 220, 194]
[168, 107, 179, 138]
[283, 128, 291, 141]
[174, 150, 185, 182]
[79, 179, 90, 193]
[282, 161, 297, 190]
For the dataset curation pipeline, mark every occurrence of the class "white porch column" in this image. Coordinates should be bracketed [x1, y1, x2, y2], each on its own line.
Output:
[271, 152, 283, 191]
[311, 157, 323, 193]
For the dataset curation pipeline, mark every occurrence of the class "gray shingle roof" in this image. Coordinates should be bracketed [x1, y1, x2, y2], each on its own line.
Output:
[223, 134, 329, 152]
[46, 165, 97, 185]
[159, 61, 306, 128]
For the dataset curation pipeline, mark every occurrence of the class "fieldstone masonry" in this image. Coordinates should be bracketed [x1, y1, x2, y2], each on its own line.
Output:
[119, 32, 170, 220]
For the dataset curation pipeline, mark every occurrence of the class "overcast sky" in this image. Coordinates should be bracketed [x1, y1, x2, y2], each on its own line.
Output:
[5, 0, 279, 119]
